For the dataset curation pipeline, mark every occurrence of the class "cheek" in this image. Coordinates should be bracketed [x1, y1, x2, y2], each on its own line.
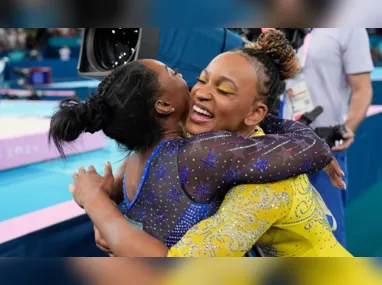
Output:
[175, 98, 188, 116]
[214, 97, 248, 125]
[173, 84, 189, 108]
[189, 86, 198, 99]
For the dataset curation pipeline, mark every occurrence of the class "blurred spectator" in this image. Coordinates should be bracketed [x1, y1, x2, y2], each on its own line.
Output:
[229, 28, 262, 42]
[59, 45, 71, 61]
[0, 28, 27, 51]
[283, 28, 374, 247]
[17, 28, 27, 48]
[368, 29, 382, 64]
[7, 28, 18, 49]
[25, 28, 50, 50]
[265, 0, 333, 27]
[50, 28, 80, 37]
[0, 28, 81, 56]
[0, 28, 6, 51]
[371, 46, 381, 62]
[331, 0, 382, 27]
[368, 29, 382, 36]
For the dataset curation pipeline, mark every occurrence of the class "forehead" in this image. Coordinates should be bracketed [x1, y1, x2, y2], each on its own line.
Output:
[140, 59, 166, 74]
[206, 52, 258, 83]
[140, 59, 172, 86]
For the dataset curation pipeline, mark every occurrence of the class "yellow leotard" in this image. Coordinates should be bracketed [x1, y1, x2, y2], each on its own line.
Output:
[167, 128, 352, 257]
[162, 259, 382, 285]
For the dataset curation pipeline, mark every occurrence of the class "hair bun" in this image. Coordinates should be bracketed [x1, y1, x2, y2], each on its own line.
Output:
[248, 30, 300, 80]
[57, 95, 104, 134]
[83, 94, 106, 133]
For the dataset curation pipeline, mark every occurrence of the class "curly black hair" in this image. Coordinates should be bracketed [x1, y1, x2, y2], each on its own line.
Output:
[49, 61, 163, 157]
[238, 29, 300, 110]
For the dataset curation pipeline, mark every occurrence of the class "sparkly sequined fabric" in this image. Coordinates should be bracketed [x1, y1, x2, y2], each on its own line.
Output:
[167, 130, 352, 257]
[121, 115, 333, 248]
[168, 175, 351, 257]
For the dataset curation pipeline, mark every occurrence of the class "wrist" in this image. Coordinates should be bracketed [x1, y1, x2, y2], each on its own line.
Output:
[344, 120, 356, 133]
[344, 124, 352, 132]
[83, 189, 110, 211]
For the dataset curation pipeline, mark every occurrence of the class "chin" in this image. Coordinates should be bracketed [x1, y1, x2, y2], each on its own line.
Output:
[185, 120, 209, 136]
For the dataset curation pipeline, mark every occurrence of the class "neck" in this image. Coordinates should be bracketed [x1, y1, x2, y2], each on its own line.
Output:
[137, 122, 184, 161]
[237, 125, 258, 138]
[160, 123, 185, 142]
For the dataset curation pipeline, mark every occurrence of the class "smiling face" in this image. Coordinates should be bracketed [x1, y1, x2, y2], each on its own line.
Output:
[185, 52, 268, 136]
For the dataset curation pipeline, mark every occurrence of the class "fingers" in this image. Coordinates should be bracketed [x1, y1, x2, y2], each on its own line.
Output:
[95, 235, 110, 250]
[96, 239, 112, 254]
[332, 141, 346, 151]
[333, 175, 346, 190]
[332, 138, 354, 152]
[72, 172, 79, 182]
[97, 244, 113, 254]
[94, 226, 113, 254]
[329, 177, 339, 189]
[69, 184, 75, 193]
[104, 162, 113, 178]
[88, 165, 96, 173]
[331, 158, 344, 177]
[342, 130, 355, 139]
[339, 180, 346, 190]
[79, 167, 86, 175]
[332, 145, 344, 152]
[324, 160, 346, 190]
[328, 173, 346, 190]
[335, 177, 346, 190]
[103, 162, 115, 193]
[344, 138, 354, 147]
[96, 244, 113, 253]
[94, 225, 101, 237]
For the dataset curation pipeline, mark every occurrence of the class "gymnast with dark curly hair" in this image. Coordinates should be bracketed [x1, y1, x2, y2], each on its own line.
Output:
[49, 30, 351, 257]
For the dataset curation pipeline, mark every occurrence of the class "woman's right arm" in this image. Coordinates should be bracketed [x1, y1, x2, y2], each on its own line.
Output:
[178, 117, 332, 203]
[83, 191, 169, 257]
[72, 163, 169, 257]
[260, 114, 317, 136]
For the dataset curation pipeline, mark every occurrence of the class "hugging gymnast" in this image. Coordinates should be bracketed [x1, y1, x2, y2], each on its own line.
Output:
[50, 30, 350, 257]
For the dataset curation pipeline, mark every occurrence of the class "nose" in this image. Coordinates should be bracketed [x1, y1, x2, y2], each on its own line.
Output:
[194, 87, 212, 102]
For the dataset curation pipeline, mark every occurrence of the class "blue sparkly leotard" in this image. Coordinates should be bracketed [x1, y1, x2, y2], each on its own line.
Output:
[121, 115, 332, 247]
